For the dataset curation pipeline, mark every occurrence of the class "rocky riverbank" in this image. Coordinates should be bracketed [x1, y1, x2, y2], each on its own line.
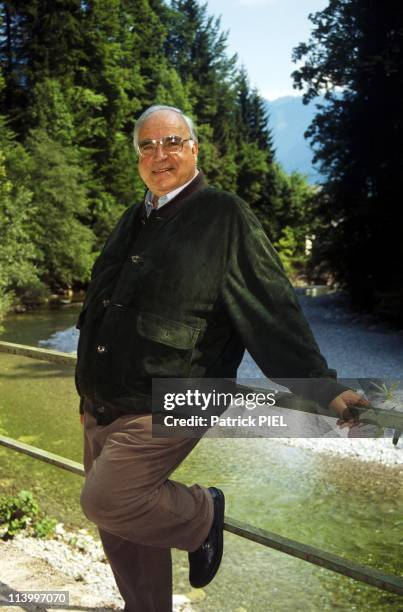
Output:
[276, 436, 403, 466]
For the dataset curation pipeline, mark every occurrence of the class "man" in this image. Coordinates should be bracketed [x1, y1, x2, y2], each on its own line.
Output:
[76, 105, 368, 611]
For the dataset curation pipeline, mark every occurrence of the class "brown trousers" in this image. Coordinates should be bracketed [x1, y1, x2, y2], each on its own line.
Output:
[80, 411, 213, 612]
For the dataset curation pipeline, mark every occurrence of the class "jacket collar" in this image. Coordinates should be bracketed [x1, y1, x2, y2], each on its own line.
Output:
[140, 171, 208, 223]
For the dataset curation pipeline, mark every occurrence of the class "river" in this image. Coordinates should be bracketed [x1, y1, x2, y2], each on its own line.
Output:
[0, 292, 402, 611]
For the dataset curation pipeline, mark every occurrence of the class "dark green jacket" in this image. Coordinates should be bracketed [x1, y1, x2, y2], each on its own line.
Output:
[76, 173, 346, 422]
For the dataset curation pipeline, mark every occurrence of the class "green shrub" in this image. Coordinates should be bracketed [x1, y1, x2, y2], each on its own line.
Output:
[0, 490, 56, 540]
[33, 516, 58, 539]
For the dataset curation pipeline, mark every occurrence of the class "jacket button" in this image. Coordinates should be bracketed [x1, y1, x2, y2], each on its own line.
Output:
[102, 299, 110, 307]
[97, 406, 105, 413]
[96, 344, 107, 354]
[131, 255, 143, 265]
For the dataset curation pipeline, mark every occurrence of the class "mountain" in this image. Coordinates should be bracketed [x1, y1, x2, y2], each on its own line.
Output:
[265, 96, 324, 183]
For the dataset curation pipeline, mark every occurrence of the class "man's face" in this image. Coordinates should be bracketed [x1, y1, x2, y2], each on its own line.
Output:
[137, 110, 198, 196]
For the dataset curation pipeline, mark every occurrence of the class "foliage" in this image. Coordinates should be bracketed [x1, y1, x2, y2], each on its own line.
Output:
[0, 0, 316, 323]
[275, 227, 307, 281]
[25, 129, 95, 288]
[0, 125, 43, 321]
[270, 168, 319, 280]
[0, 289, 13, 331]
[33, 516, 58, 539]
[0, 490, 56, 540]
[292, 0, 403, 322]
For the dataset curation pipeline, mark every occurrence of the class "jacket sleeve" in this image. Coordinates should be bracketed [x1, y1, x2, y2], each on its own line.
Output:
[221, 201, 348, 408]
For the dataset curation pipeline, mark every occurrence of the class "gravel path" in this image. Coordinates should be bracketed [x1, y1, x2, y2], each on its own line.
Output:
[0, 538, 119, 612]
[296, 290, 403, 378]
[0, 526, 193, 612]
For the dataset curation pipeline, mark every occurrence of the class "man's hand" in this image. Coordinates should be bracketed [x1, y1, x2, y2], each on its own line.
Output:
[329, 389, 371, 428]
[80, 413, 85, 426]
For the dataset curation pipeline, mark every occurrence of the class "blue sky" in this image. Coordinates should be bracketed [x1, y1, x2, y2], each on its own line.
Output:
[205, 0, 328, 101]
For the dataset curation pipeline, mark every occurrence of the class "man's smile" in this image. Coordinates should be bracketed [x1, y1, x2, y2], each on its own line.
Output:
[152, 167, 174, 174]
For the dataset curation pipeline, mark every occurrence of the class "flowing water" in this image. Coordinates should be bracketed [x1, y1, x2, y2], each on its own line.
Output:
[0, 299, 402, 611]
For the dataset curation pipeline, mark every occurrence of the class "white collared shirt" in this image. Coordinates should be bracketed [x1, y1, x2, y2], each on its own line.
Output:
[144, 170, 199, 217]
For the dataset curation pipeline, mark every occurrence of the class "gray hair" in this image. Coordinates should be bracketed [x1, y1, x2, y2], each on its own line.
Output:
[132, 105, 198, 152]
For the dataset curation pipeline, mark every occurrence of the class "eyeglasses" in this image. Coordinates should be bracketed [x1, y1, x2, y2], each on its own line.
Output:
[138, 135, 193, 157]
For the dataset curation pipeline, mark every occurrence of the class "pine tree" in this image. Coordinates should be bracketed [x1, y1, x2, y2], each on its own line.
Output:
[0, 0, 85, 134]
[164, 0, 239, 190]
[235, 70, 278, 229]
[25, 129, 95, 288]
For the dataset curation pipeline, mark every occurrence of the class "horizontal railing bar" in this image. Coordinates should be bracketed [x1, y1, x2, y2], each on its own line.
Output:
[0, 435, 84, 476]
[224, 518, 403, 596]
[0, 341, 76, 365]
[0, 434, 402, 595]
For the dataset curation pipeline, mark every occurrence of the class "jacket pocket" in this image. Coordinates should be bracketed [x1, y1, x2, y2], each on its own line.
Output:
[133, 312, 200, 380]
[137, 313, 199, 349]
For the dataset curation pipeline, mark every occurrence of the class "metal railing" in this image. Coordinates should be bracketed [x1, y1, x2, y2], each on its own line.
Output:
[0, 340, 402, 597]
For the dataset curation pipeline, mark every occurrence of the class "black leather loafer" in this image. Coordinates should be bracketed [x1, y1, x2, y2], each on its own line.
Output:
[188, 487, 225, 588]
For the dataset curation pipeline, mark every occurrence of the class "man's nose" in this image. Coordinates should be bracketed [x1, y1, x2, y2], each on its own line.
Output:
[153, 142, 168, 160]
